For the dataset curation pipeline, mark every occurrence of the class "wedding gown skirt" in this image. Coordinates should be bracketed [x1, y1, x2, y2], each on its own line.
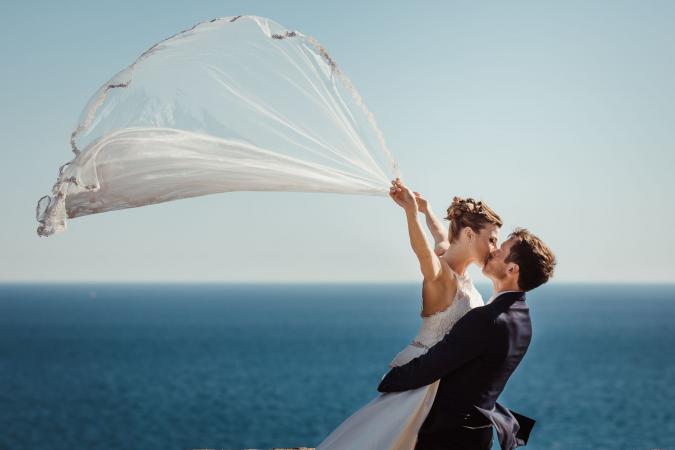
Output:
[318, 272, 483, 450]
[318, 345, 438, 450]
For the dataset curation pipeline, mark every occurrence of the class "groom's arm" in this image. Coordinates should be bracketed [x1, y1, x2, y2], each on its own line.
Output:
[378, 308, 492, 392]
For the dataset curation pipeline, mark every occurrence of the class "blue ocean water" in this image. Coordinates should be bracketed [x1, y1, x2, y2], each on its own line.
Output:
[1, 283, 674, 450]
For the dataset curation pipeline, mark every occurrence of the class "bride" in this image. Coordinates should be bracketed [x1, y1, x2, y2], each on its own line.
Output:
[317, 178, 503, 450]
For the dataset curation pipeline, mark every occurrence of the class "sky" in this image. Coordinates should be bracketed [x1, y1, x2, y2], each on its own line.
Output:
[1, 0, 674, 283]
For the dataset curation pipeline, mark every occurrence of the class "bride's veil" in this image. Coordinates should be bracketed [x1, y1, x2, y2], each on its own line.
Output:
[36, 15, 400, 236]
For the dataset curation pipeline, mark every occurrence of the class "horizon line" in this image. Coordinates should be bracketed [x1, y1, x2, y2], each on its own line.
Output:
[1, 280, 674, 286]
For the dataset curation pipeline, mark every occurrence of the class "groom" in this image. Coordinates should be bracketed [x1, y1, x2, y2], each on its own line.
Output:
[378, 228, 556, 450]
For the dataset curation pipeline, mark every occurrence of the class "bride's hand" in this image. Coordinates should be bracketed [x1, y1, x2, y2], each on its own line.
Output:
[389, 178, 417, 213]
[413, 191, 429, 214]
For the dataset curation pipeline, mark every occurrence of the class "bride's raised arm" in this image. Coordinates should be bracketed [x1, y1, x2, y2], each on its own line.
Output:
[389, 179, 442, 281]
[413, 191, 450, 256]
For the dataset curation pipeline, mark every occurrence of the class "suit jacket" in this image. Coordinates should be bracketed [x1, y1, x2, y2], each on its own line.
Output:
[378, 291, 535, 450]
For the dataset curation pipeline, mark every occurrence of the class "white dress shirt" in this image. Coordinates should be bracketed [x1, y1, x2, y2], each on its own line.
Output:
[486, 290, 523, 304]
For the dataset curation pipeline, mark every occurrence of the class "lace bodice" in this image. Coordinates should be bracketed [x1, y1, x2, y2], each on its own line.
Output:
[389, 272, 484, 367]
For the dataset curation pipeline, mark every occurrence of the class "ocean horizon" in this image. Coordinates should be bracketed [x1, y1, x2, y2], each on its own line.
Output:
[2, 282, 674, 450]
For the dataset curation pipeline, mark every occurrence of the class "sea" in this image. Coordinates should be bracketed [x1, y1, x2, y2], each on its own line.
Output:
[1, 283, 674, 450]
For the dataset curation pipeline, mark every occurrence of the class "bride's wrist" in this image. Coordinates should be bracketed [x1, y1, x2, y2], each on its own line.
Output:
[405, 207, 418, 217]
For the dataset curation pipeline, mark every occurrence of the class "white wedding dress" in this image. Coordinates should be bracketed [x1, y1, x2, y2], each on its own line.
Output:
[318, 271, 484, 450]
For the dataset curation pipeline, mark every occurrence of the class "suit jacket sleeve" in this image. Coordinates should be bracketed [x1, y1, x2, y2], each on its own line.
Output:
[378, 307, 492, 392]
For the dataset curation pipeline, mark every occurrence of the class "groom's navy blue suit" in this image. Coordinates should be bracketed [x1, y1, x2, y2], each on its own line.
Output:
[378, 291, 535, 450]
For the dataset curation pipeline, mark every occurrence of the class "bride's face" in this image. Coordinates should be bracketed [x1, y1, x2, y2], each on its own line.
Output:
[470, 224, 500, 267]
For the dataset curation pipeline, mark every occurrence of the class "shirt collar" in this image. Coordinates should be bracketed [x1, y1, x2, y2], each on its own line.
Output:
[487, 290, 524, 304]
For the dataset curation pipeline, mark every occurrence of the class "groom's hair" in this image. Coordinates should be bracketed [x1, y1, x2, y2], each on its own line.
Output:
[506, 228, 556, 291]
[445, 197, 502, 242]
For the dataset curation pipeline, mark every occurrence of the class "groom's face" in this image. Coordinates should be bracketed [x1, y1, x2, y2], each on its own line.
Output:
[482, 237, 517, 280]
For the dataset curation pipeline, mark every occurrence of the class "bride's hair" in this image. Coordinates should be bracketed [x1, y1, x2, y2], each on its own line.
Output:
[445, 197, 502, 242]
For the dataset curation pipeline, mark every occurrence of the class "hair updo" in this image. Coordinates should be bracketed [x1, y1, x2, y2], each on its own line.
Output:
[445, 197, 503, 242]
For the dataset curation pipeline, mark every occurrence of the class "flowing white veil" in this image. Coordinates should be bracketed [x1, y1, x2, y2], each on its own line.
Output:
[36, 15, 400, 236]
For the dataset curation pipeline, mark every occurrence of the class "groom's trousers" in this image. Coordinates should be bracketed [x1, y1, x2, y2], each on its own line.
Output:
[414, 411, 493, 450]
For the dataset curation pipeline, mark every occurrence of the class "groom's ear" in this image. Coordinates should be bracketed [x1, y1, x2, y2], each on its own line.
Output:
[508, 263, 520, 276]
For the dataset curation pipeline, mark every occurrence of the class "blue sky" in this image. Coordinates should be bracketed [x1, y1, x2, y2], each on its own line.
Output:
[1, 0, 674, 283]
